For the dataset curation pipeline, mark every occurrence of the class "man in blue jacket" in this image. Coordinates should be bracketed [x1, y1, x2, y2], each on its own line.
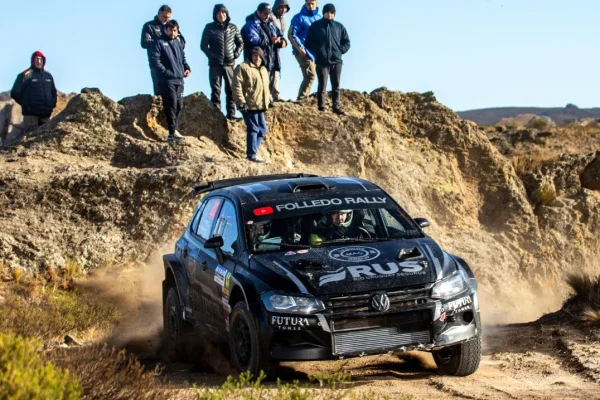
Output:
[288, 0, 321, 101]
[241, 3, 286, 74]
[150, 20, 191, 142]
[305, 3, 350, 115]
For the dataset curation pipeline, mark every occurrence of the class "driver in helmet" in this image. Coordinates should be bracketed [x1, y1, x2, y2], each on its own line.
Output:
[247, 220, 271, 251]
[309, 210, 362, 245]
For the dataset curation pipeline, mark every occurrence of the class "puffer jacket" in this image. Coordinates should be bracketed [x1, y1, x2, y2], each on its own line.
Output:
[11, 52, 57, 117]
[288, 5, 321, 61]
[201, 4, 243, 66]
[241, 13, 284, 71]
[233, 60, 271, 111]
[305, 18, 351, 65]
[270, 0, 290, 71]
[150, 33, 191, 85]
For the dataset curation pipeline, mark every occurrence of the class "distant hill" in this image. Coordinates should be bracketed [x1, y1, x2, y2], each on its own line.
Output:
[458, 104, 600, 125]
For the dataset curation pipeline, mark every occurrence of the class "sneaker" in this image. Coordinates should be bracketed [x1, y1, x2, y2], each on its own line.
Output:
[333, 108, 346, 116]
[173, 130, 184, 139]
[273, 98, 285, 103]
[227, 115, 242, 121]
[318, 106, 326, 112]
[247, 157, 266, 163]
[167, 134, 183, 142]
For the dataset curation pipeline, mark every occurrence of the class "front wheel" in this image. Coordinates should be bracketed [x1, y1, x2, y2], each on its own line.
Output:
[432, 337, 482, 376]
[229, 302, 279, 380]
[163, 286, 191, 361]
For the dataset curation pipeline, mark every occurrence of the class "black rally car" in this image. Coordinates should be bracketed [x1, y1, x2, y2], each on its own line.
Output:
[163, 174, 482, 378]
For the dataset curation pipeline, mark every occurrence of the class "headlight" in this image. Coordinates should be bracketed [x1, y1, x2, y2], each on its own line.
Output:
[431, 273, 467, 299]
[261, 291, 325, 314]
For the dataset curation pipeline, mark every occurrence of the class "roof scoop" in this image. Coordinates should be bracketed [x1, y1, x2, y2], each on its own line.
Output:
[397, 247, 421, 261]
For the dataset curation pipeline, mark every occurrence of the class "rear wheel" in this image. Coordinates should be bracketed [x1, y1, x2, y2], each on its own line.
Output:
[164, 286, 191, 361]
[229, 302, 279, 380]
[433, 337, 482, 376]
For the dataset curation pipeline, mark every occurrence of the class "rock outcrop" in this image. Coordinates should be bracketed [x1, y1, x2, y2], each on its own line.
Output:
[0, 88, 598, 312]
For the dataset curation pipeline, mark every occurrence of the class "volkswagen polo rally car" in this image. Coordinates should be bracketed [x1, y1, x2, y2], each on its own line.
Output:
[163, 174, 481, 378]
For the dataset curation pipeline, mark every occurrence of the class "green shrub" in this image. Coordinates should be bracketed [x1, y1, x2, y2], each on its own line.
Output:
[0, 332, 81, 400]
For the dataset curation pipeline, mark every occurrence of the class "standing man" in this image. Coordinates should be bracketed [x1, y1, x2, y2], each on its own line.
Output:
[288, 0, 321, 101]
[241, 3, 286, 76]
[233, 47, 272, 163]
[141, 5, 172, 96]
[150, 20, 191, 142]
[269, 0, 291, 102]
[305, 4, 350, 115]
[201, 4, 244, 120]
[10, 51, 57, 137]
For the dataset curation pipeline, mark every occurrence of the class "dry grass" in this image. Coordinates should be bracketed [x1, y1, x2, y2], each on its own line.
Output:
[511, 151, 559, 177]
[49, 344, 166, 400]
[532, 179, 557, 206]
[566, 272, 600, 324]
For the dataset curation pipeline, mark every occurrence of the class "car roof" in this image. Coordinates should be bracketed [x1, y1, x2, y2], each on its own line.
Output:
[210, 176, 382, 205]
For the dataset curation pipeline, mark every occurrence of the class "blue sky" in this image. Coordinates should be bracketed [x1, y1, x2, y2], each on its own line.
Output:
[1, 0, 598, 111]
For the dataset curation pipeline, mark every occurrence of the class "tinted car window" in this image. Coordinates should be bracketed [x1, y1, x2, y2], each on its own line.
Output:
[216, 200, 239, 256]
[196, 198, 222, 240]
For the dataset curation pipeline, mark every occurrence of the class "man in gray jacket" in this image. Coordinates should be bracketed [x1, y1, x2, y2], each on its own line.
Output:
[269, 0, 290, 101]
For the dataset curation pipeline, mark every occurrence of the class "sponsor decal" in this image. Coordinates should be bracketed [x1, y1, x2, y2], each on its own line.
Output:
[439, 312, 447, 322]
[444, 295, 473, 312]
[270, 316, 312, 331]
[297, 249, 310, 254]
[275, 197, 387, 212]
[319, 261, 428, 286]
[285, 251, 296, 256]
[253, 206, 274, 216]
[214, 265, 228, 286]
[329, 246, 381, 262]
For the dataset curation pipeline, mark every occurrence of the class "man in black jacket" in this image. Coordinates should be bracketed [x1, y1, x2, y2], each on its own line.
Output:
[201, 4, 244, 120]
[150, 20, 191, 142]
[141, 5, 172, 96]
[305, 3, 350, 115]
[10, 51, 57, 139]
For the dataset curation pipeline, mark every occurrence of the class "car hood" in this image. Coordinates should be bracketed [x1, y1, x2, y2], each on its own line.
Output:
[252, 238, 457, 296]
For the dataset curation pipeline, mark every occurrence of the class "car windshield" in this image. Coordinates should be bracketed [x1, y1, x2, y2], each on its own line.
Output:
[244, 194, 423, 254]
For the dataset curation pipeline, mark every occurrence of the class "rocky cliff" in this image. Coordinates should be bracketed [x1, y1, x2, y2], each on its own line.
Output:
[0, 88, 598, 317]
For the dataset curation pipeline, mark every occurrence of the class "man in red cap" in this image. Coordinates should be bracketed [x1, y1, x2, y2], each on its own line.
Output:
[10, 51, 57, 141]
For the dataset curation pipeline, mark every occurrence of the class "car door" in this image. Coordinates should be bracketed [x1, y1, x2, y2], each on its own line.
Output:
[205, 199, 242, 337]
[188, 197, 223, 331]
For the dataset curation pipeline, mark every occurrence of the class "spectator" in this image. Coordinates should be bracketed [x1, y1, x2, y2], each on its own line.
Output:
[305, 3, 350, 115]
[141, 5, 173, 96]
[10, 51, 57, 137]
[201, 4, 244, 120]
[233, 47, 272, 163]
[150, 20, 191, 142]
[269, 0, 291, 102]
[241, 3, 286, 75]
[288, 0, 321, 101]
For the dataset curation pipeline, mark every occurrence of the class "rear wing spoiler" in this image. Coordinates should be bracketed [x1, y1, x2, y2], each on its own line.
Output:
[192, 173, 320, 197]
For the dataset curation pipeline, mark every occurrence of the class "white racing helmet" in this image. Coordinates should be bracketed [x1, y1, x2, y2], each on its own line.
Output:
[330, 209, 353, 227]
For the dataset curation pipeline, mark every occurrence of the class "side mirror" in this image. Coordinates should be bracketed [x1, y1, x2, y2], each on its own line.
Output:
[204, 236, 224, 249]
[414, 218, 431, 229]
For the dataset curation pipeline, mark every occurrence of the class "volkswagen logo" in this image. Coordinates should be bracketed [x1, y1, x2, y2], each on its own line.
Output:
[370, 293, 390, 312]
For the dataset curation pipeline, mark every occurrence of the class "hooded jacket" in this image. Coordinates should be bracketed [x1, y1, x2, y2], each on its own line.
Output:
[288, 5, 322, 61]
[150, 33, 191, 85]
[241, 12, 285, 71]
[10, 51, 57, 117]
[269, 0, 290, 71]
[305, 18, 351, 65]
[233, 50, 271, 111]
[201, 5, 244, 67]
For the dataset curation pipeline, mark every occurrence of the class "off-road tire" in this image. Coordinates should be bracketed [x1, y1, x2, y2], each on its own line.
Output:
[433, 337, 482, 376]
[164, 286, 191, 361]
[229, 302, 279, 380]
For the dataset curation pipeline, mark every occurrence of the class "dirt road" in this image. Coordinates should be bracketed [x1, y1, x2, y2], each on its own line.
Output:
[157, 323, 600, 399]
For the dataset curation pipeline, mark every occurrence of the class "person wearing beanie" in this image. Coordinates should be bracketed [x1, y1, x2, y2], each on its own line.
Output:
[201, 4, 244, 120]
[241, 3, 286, 76]
[150, 20, 191, 142]
[288, 0, 321, 101]
[9, 50, 57, 143]
[233, 47, 272, 163]
[305, 3, 350, 115]
[269, 0, 291, 101]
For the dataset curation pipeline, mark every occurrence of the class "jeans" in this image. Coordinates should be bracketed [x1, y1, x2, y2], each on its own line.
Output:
[209, 65, 235, 117]
[243, 110, 267, 159]
[160, 83, 184, 135]
[316, 63, 343, 109]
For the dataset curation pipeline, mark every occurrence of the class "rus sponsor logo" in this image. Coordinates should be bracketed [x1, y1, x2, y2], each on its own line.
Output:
[318, 261, 428, 286]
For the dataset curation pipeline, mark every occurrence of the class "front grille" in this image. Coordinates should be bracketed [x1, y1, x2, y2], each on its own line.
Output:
[333, 328, 431, 355]
[333, 309, 431, 332]
[325, 286, 430, 317]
